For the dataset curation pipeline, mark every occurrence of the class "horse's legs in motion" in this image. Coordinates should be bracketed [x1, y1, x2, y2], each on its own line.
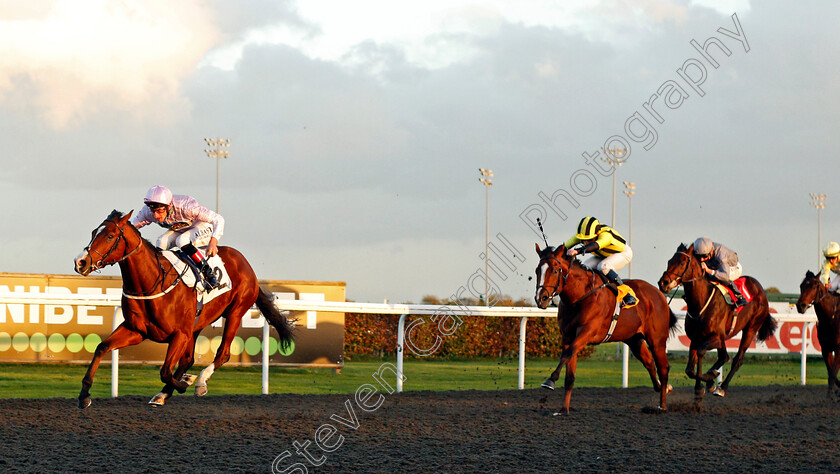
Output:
[627, 335, 672, 410]
[196, 311, 246, 396]
[544, 327, 598, 414]
[542, 339, 570, 390]
[150, 336, 198, 406]
[158, 331, 191, 396]
[717, 326, 761, 396]
[79, 325, 143, 409]
[558, 354, 579, 414]
[704, 346, 730, 395]
[626, 335, 662, 392]
[686, 345, 707, 401]
[821, 349, 837, 397]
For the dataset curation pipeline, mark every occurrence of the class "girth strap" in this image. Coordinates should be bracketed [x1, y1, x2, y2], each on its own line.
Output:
[601, 304, 622, 343]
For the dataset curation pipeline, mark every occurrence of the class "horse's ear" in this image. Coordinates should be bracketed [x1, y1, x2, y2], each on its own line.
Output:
[556, 244, 566, 255]
[535, 243, 542, 255]
[806, 270, 815, 278]
[126, 209, 134, 220]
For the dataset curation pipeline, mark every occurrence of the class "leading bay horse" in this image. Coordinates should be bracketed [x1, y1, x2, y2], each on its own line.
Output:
[796, 270, 840, 398]
[535, 244, 677, 413]
[658, 243, 776, 401]
[73, 210, 294, 409]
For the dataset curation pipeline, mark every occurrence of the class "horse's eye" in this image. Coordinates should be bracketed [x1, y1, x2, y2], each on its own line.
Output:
[107, 234, 115, 240]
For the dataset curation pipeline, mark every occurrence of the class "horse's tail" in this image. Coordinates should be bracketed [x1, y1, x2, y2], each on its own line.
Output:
[757, 312, 778, 342]
[256, 287, 296, 352]
[667, 308, 679, 337]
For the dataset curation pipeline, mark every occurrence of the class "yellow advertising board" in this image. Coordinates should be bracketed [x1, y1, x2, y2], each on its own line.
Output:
[0, 273, 345, 367]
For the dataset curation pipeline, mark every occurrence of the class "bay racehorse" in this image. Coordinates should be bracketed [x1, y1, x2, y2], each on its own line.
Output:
[796, 270, 840, 398]
[73, 210, 294, 409]
[658, 243, 776, 401]
[535, 244, 677, 413]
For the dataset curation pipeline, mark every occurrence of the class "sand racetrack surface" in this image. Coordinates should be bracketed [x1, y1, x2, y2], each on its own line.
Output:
[2, 385, 839, 473]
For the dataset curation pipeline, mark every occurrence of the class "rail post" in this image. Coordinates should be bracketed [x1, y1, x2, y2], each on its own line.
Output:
[397, 314, 407, 393]
[622, 344, 629, 388]
[518, 317, 528, 389]
[262, 316, 270, 394]
[111, 306, 121, 398]
[801, 322, 809, 386]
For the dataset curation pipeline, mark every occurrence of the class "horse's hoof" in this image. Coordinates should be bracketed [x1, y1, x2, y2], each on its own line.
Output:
[195, 384, 208, 397]
[712, 387, 726, 397]
[665, 384, 674, 394]
[78, 397, 91, 409]
[181, 374, 197, 386]
[541, 379, 556, 391]
[148, 393, 167, 406]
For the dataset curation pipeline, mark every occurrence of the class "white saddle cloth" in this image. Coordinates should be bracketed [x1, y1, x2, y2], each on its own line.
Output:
[160, 250, 232, 303]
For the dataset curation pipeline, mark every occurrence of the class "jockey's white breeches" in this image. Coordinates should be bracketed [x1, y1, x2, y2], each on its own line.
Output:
[581, 246, 633, 275]
[156, 222, 214, 250]
[728, 262, 743, 282]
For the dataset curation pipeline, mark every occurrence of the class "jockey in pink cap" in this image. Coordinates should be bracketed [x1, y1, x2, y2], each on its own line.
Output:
[131, 185, 224, 288]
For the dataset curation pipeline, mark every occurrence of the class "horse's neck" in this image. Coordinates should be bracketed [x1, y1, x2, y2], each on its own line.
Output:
[683, 278, 715, 313]
[560, 263, 599, 304]
[118, 241, 168, 291]
[815, 291, 840, 318]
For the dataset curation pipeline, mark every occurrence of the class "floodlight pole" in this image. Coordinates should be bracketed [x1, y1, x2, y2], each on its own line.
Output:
[204, 138, 231, 213]
[810, 193, 826, 269]
[602, 148, 627, 228]
[479, 169, 494, 306]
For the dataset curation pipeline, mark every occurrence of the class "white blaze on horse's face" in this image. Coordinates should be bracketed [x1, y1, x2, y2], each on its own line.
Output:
[535, 261, 555, 309]
[74, 249, 90, 275]
[539, 262, 549, 290]
[74, 224, 107, 276]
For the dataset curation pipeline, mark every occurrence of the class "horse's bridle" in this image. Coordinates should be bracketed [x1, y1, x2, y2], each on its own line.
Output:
[84, 219, 141, 272]
[663, 251, 703, 286]
[800, 278, 830, 311]
[537, 255, 604, 305]
[536, 255, 565, 297]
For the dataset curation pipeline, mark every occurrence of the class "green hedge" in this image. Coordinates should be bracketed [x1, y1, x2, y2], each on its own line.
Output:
[344, 296, 595, 359]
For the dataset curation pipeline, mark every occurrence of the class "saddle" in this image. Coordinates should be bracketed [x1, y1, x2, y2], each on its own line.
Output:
[711, 277, 751, 312]
[161, 250, 232, 302]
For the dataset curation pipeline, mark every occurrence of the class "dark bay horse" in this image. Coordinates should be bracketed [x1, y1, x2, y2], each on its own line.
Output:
[658, 243, 776, 401]
[535, 244, 677, 413]
[73, 210, 294, 409]
[796, 270, 840, 398]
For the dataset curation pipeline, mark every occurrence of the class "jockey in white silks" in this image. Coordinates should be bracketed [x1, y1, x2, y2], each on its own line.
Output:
[819, 241, 840, 293]
[131, 185, 224, 289]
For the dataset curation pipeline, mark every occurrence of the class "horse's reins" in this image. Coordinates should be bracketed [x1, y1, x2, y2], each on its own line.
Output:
[668, 251, 739, 331]
[802, 280, 837, 315]
[84, 220, 143, 272]
[663, 251, 706, 311]
[86, 218, 184, 300]
[534, 218, 607, 306]
[538, 255, 607, 306]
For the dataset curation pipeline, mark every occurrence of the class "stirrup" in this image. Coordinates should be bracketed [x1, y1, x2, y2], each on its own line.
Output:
[201, 266, 219, 289]
[620, 294, 638, 308]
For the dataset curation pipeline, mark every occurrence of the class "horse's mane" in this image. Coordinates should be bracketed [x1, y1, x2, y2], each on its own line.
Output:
[107, 209, 158, 253]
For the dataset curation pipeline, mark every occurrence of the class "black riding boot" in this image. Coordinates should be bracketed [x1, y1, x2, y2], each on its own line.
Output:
[606, 270, 637, 307]
[182, 243, 219, 290]
[724, 281, 747, 307]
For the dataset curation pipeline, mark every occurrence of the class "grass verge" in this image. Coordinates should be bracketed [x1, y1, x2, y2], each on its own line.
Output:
[0, 345, 829, 399]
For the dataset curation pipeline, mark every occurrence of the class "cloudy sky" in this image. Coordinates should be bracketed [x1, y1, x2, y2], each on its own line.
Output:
[1, 0, 837, 303]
